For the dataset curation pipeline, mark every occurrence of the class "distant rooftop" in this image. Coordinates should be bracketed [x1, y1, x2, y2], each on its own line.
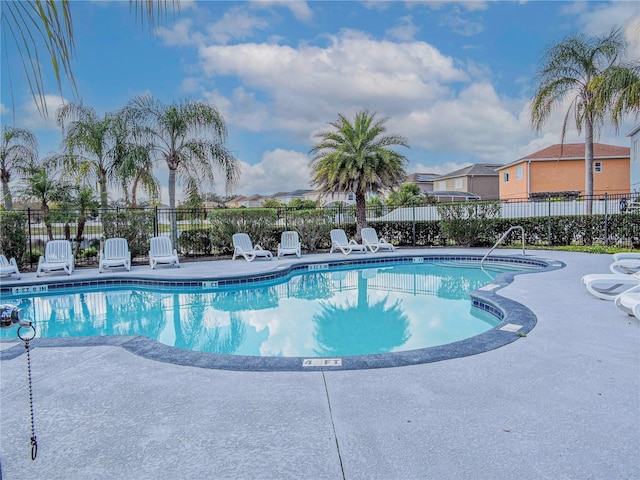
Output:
[436, 164, 503, 180]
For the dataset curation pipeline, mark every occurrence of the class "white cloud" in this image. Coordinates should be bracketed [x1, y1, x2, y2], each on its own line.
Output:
[234, 149, 312, 196]
[386, 15, 419, 41]
[17, 94, 67, 131]
[438, 6, 484, 36]
[198, 29, 468, 138]
[250, 0, 314, 22]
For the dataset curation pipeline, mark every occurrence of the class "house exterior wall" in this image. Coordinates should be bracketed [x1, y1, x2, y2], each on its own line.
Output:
[499, 158, 630, 200]
[434, 177, 468, 191]
[465, 176, 499, 199]
[435, 176, 498, 199]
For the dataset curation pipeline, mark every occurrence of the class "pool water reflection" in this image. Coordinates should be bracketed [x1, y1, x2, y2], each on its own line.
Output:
[1, 263, 510, 357]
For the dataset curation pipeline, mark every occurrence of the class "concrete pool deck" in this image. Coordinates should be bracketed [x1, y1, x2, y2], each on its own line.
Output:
[0, 248, 638, 479]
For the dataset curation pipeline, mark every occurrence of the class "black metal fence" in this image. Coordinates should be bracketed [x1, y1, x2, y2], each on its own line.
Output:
[3, 192, 639, 270]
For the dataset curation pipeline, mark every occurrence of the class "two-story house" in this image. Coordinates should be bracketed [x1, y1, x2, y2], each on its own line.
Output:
[498, 143, 631, 200]
[433, 164, 502, 200]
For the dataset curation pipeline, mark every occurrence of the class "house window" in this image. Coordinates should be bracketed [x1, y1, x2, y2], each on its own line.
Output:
[516, 166, 523, 179]
[454, 178, 463, 189]
[594, 162, 602, 173]
[503, 172, 509, 182]
[436, 181, 446, 190]
[347, 193, 355, 201]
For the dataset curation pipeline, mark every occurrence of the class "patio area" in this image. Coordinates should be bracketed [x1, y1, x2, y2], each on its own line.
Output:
[1, 249, 638, 479]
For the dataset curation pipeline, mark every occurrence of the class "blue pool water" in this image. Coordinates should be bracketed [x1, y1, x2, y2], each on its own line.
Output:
[0, 261, 538, 357]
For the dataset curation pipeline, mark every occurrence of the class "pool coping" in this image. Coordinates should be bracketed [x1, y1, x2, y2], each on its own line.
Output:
[0, 253, 565, 371]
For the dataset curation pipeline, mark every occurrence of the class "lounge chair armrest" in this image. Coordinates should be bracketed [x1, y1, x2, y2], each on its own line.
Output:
[254, 244, 265, 250]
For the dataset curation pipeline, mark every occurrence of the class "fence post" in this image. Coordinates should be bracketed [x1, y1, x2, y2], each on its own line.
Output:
[547, 195, 552, 246]
[604, 193, 609, 246]
[27, 208, 33, 269]
[154, 206, 158, 237]
[412, 202, 416, 247]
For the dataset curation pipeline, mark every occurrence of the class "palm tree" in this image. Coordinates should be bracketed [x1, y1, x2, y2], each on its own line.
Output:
[530, 28, 631, 213]
[56, 103, 126, 208]
[1, 0, 178, 117]
[309, 110, 409, 240]
[591, 61, 640, 131]
[17, 159, 69, 240]
[109, 114, 159, 207]
[0, 126, 38, 209]
[122, 94, 240, 243]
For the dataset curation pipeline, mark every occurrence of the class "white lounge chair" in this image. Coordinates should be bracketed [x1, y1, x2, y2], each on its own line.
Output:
[633, 302, 640, 320]
[609, 252, 640, 275]
[149, 236, 180, 269]
[581, 271, 640, 300]
[329, 229, 367, 255]
[614, 284, 640, 317]
[36, 240, 74, 277]
[361, 227, 395, 252]
[0, 255, 20, 279]
[99, 238, 131, 273]
[232, 233, 273, 262]
[277, 231, 301, 258]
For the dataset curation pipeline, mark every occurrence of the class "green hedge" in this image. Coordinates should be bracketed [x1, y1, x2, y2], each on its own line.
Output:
[0, 211, 28, 267]
[101, 211, 154, 259]
[209, 208, 278, 254]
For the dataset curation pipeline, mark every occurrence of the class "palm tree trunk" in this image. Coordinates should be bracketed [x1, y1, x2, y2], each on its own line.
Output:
[168, 166, 178, 246]
[584, 116, 594, 215]
[99, 171, 108, 208]
[1, 180, 12, 210]
[355, 190, 368, 241]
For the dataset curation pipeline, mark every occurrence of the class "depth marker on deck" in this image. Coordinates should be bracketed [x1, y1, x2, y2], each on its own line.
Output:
[302, 358, 342, 367]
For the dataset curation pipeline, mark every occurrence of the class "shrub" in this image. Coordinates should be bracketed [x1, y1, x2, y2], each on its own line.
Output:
[178, 228, 212, 256]
[101, 210, 154, 259]
[288, 209, 334, 251]
[209, 208, 278, 254]
[437, 202, 500, 247]
[0, 211, 28, 267]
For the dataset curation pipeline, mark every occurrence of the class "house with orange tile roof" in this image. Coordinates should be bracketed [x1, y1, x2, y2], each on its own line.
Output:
[497, 143, 631, 200]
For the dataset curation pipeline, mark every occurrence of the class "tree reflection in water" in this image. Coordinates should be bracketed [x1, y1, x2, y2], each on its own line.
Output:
[313, 273, 410, 356]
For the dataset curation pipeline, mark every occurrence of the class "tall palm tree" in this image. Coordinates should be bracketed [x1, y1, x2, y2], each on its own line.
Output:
[109, 114, 159, 207]
[1, 0, 178, 117]
[16, 159, 69, 240]
[56, 102, 121, 208]
[530, 27, 631, 213]
[0, 126, 38, 209]
[591, 61, 640, 131]
[309, 110, 409, 240]
[122, 94, 240, 243]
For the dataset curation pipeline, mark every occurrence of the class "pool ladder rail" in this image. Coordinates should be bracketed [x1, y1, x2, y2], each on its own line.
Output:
[481, 226, 526, 268]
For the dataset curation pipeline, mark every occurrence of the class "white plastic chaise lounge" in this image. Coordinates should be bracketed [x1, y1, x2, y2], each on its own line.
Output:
[277, 231, 301, 258]
[99, 238, 131, 273]
[0, 255, 20, 279]
[149, 236, 180, 269]
[609, 252, 640, 275]
[232, 233, 273, 262]
[614, 284, 640, 317]
[361, 227, 395, 253]
[330, 229, 367, 255]
[581, 271, 640, 300]
[36, 240, 74, 277]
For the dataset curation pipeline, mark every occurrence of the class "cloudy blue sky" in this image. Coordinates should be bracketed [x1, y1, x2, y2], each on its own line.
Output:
[1, 0, 639, 203]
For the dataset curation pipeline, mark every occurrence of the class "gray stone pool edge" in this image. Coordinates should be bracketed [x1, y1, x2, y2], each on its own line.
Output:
[0, 254, 565, 371]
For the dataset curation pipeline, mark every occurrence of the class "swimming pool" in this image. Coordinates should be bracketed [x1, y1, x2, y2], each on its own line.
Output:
[0, 255, 556, 370]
